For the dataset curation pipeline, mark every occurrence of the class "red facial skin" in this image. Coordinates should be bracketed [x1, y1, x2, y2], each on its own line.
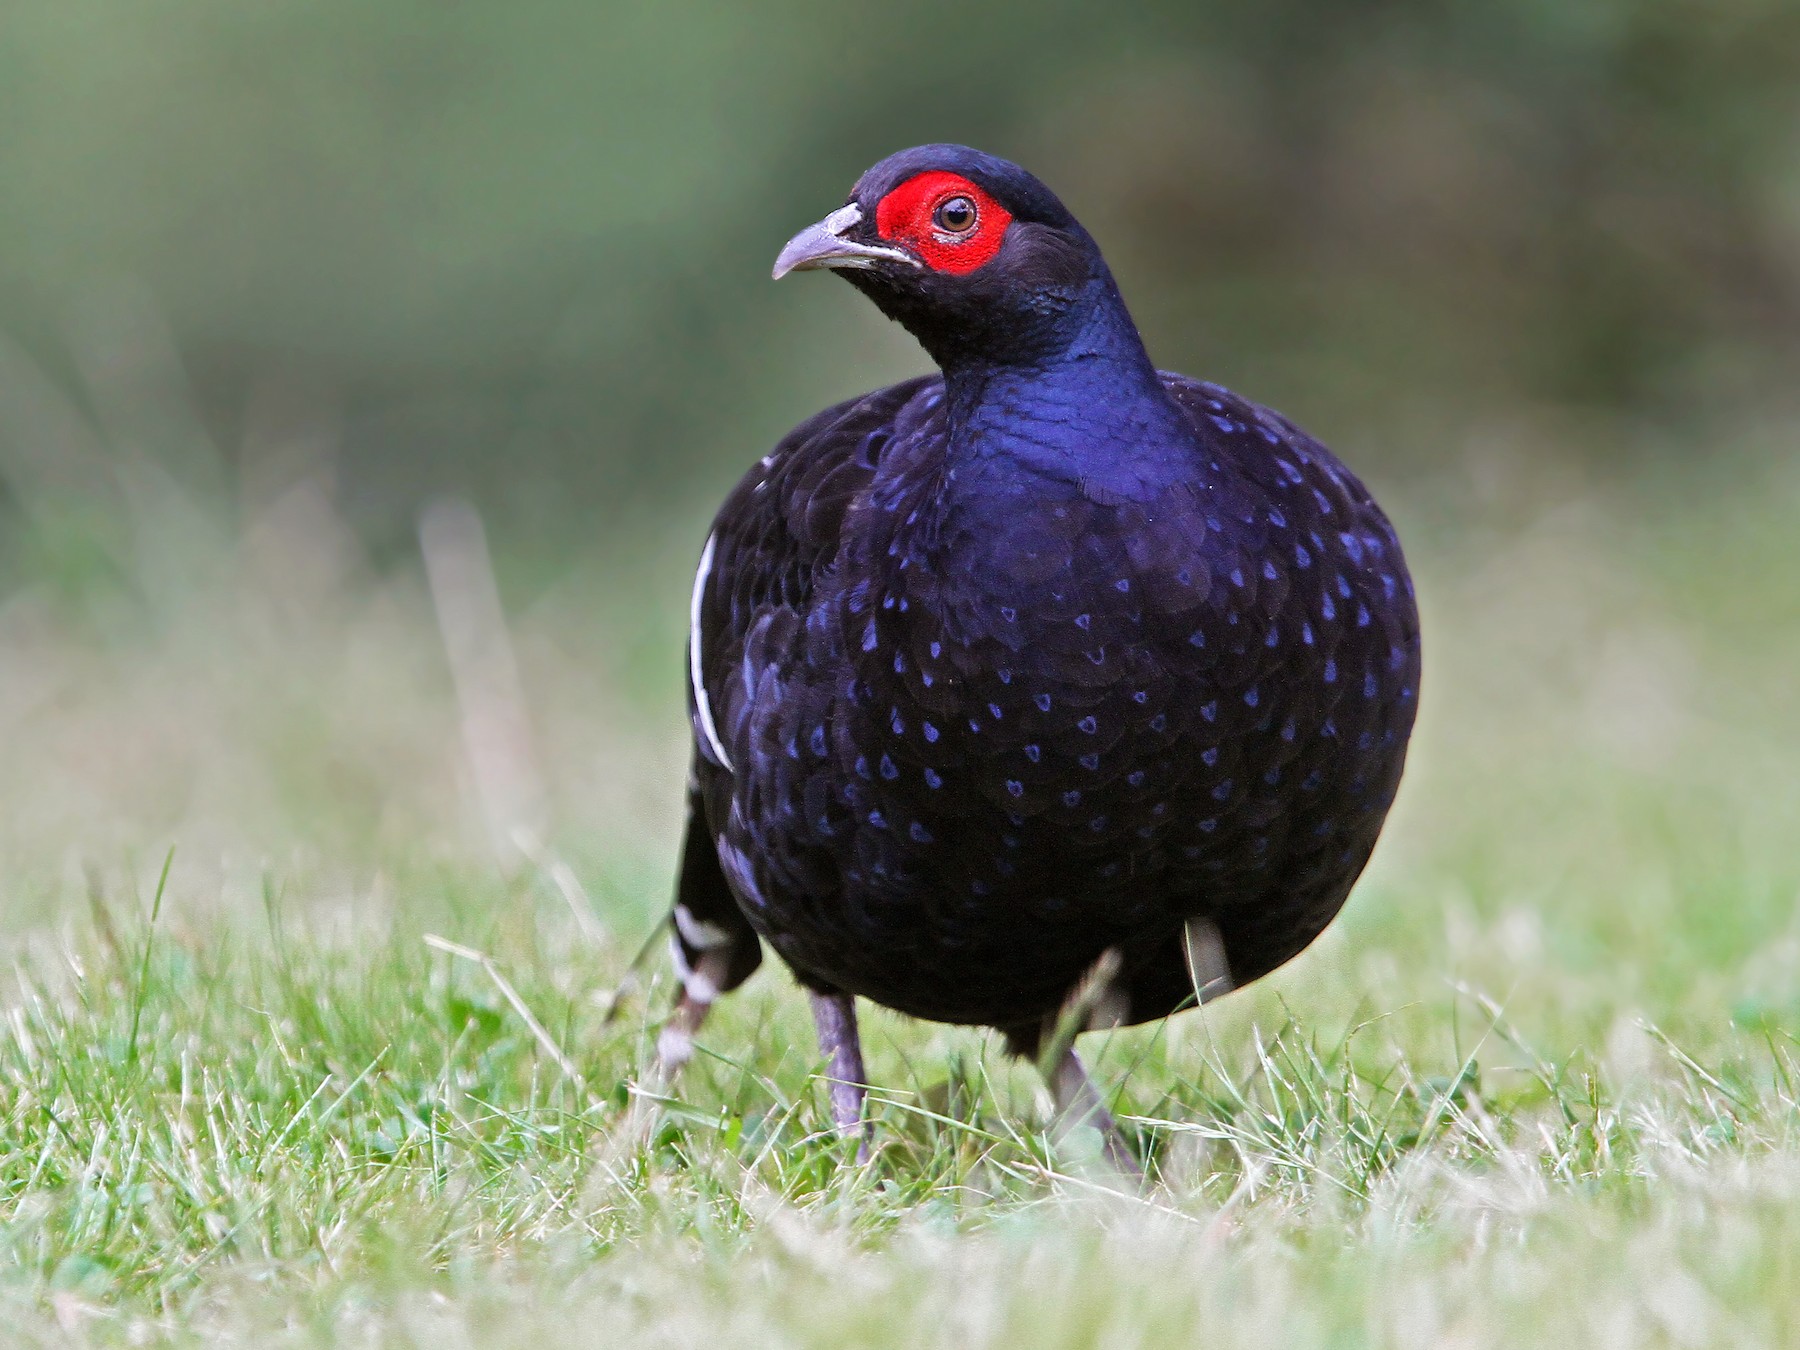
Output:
[875, 171, 1014, 276]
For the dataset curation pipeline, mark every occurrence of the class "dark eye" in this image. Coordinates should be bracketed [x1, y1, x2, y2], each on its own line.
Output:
[933, 196, 977, 233]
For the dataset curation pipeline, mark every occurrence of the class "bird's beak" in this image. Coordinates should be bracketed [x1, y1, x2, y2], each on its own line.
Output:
[772, 203, 920, 280]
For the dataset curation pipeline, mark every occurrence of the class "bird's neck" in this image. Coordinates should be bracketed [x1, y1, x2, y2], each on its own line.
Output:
[937, 282, 1196, 503]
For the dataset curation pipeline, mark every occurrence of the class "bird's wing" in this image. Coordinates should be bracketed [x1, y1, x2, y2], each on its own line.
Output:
[685, 374, 938, 775]
[668, 773, 763, 1006]
[1160, 371, 1414, 624]
[669, 376, 938, 997]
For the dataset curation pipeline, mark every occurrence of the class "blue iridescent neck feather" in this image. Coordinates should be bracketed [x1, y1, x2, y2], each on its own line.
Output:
[938, 271, 1199, 504]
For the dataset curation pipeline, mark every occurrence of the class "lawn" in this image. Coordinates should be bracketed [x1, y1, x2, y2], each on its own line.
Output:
[0, 430, 1797, 1346]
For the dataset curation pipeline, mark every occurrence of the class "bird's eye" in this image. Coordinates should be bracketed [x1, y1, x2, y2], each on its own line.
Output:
[933, 196, 977, 234]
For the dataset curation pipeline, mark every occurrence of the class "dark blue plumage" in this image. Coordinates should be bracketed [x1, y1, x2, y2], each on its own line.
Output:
[664, 146, 1419, 1156]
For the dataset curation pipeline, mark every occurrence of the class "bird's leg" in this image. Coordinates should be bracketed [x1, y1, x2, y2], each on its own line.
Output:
[1028, 947, 1140, 1177]
[655, 980, 713, 1074]
[1045, 1045, 1141, 1178]
[808, 988, 872, 1162]
[633, 943, 732, 1148]
[655, 945, 732, 1075]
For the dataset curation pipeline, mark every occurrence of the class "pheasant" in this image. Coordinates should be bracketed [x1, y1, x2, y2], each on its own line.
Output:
[663, 145, 1419, 1166]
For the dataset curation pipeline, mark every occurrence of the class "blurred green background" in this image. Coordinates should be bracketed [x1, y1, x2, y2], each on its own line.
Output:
[0, 0, 1797, 944]
[5, 0, 1798, 545]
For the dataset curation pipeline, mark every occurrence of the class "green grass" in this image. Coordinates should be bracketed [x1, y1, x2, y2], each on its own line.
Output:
[1, 443, 1799, 1345]
[4, 868, 1799, 1347]
[7, 876, 1798, 1347]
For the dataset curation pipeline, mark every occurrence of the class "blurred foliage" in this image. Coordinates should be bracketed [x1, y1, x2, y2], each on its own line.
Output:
[1, 0, 1797, 556]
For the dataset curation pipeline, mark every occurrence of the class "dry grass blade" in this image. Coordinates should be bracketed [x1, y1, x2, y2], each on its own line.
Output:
[420, 496, 549, 862]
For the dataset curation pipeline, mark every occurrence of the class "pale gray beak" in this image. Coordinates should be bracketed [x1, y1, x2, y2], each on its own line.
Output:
[772, 203, 920, 280]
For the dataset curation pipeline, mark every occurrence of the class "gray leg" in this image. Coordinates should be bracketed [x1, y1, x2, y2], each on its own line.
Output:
[1025, 946, 1139, 1177]
[631, 946, 733, 1151]
[655, 946, 732, 1072]
[1045, 1046, 1141, 1178]
[808, 989, 872, 1162]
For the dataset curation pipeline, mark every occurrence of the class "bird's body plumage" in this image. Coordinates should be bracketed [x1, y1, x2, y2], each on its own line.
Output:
[680, 365, 1417, 1039]
[665, 146, 1418, 1144]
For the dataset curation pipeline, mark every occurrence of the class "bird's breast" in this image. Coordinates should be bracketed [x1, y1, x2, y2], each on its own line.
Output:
[705, 374, 1419, 1024]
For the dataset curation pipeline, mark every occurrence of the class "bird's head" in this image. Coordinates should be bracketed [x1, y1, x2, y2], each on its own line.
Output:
[773, 145, 1108, 370]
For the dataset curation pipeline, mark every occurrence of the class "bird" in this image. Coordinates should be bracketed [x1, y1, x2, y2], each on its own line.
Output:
[660, 144, 1419, 1168]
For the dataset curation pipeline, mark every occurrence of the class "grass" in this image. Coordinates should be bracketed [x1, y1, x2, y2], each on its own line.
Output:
[4, 871, 1799, 1346]
[8, 878, 1799, 1347]
[0, 402, 1799, 1343]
